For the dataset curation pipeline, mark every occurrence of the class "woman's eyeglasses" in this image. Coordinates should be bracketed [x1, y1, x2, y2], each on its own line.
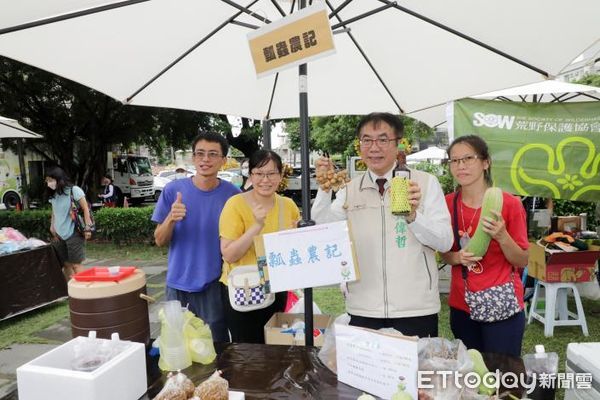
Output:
[251, 171, 280, 180]
[448, 154, 480, 167]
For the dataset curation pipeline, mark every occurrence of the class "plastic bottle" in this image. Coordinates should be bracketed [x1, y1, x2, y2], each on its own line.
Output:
[523, 345, 558, 400]
[293, 331, 305, 346]
[391, 143, 411, 216]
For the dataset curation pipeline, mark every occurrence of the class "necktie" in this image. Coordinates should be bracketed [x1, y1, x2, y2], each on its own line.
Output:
[376, 178, 387, 196]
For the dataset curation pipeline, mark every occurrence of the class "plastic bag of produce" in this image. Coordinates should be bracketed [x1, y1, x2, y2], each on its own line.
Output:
[183, 310, 216, 365]
[317, 313, 350, 373]
[418, 338, 474, 400]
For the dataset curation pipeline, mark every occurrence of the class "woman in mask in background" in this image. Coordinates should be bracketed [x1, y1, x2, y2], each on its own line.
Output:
[174, 167, 188, 180]
[240, 158, 253, 192]
[46, 166, 93, 279]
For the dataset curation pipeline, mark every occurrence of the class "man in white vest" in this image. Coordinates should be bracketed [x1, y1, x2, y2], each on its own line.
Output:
[311, 112, 453, 337]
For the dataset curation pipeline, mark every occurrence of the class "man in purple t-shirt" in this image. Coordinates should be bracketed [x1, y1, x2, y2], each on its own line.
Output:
[152, 132, 240, 342]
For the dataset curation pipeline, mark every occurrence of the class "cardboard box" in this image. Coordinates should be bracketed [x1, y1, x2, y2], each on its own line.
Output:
[17, 336, 146, 400]
[528, 242, 600, 283]
[264, 312, 332, 347]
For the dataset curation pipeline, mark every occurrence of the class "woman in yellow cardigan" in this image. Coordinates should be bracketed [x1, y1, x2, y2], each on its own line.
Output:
[219, 150, 299, 343]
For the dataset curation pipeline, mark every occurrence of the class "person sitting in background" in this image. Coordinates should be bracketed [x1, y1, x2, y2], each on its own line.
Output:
[98, 175, 116, 207]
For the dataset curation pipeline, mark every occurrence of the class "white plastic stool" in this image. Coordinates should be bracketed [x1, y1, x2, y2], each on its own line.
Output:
[527, 280, 589, 337]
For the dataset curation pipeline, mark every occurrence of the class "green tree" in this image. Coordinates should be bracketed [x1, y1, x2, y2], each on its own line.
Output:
[213, 115, 262, 158]
[576, 73, 600, 87]
[0, 57, 220, 194]
[286, 114, 433, 159]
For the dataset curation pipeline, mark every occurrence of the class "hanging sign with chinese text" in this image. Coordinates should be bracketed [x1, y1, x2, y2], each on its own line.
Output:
[259, 220, 358, 293]
[247, 3, 335, 78]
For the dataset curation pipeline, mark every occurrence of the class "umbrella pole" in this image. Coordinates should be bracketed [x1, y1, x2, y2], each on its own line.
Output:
[297, 0, 315, 347]
[262, 119, 271, 150]
[17, 139, 28, 209]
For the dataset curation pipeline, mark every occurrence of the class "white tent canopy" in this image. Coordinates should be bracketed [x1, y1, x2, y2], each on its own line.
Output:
[0, 1, 599, 127]
[406, 146, 447, 163]
[410, 79, 600, 128]
[471, 80, 600, 101]
[0, 116, 42, 139]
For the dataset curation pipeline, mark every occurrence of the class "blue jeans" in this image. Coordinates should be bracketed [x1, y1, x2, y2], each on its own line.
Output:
[450, 307, 525, 357]
[166, 280, 229, 343]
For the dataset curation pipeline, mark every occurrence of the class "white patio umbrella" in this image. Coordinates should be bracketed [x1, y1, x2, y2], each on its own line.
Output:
[406, 145, 447, 163]
[1, 0, 598, 340]
[0, 1, 598, 123]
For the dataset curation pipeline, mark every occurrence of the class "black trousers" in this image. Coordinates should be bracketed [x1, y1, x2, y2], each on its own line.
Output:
[450, 307, 525, 357]
[349, 313, 438, 338]
[221, 283, 287, 344]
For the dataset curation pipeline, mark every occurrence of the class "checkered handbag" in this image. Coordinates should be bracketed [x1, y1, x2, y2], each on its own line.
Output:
[227, 265, 275, 312]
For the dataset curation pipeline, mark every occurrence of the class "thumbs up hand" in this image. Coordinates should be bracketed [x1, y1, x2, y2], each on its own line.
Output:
[170, 192, 186, 222]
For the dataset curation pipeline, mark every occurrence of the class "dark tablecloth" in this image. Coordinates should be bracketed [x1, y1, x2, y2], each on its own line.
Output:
[144, 342, 364, 399]
[0, 244, 67, 321]
[143, 344, 528, 399]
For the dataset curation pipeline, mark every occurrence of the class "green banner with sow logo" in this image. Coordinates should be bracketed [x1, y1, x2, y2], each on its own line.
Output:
[453, 98, 600, 202]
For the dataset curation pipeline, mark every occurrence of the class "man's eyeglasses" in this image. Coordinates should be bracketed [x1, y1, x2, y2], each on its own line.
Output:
[251, 171, 280, 180]
[448, 154, 480, 167]
[359, 137, 397, 148]
[193, 151, 223, 160]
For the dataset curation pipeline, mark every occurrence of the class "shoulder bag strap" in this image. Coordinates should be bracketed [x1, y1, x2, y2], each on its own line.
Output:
[69, 188, 78, 211]
[452, 191, 469, 281]
[277, 195, 284, 231]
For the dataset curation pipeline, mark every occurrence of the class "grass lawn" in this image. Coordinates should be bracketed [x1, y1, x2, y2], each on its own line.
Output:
[86, 241, 168, 261]
[0, 302, 68, 349]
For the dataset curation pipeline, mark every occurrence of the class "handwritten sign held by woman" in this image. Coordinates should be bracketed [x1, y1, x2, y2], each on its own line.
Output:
[259, 220, 358, 293]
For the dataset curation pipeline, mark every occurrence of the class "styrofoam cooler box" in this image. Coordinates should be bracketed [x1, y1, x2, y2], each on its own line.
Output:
[565, 342, 600, 400]
[17, 335, 146, 400]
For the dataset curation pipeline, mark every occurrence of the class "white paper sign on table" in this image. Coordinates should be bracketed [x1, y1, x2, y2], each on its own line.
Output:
[335, 324, 418, 400]
[262, 220, 357, 293]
